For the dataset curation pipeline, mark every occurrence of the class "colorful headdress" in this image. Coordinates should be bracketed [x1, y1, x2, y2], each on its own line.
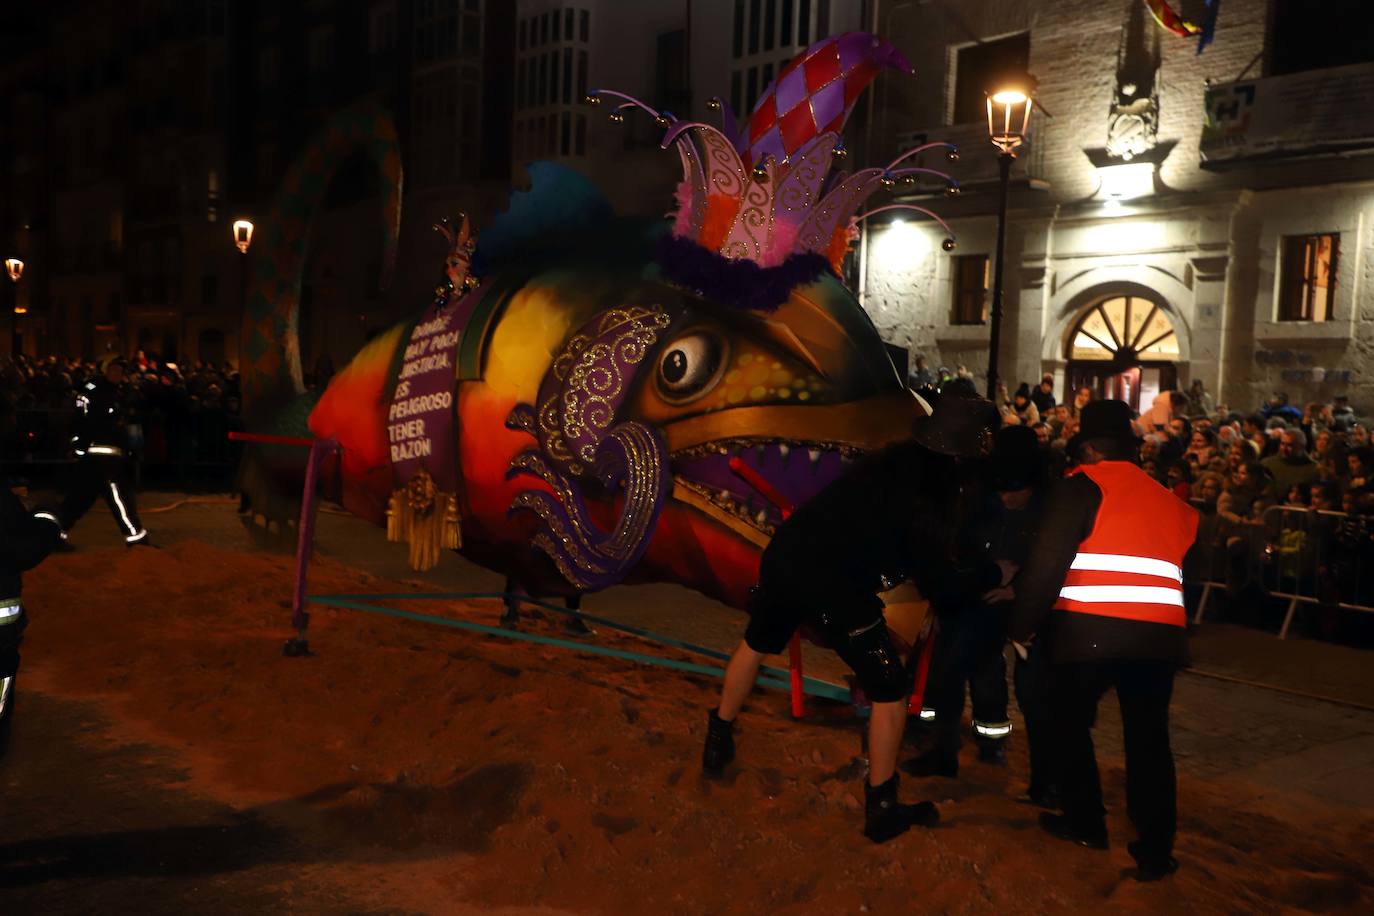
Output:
[589, 32, 960, 310]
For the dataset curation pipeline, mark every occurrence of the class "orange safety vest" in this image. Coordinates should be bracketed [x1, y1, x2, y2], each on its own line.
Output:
[1053, 461, 1200, 628]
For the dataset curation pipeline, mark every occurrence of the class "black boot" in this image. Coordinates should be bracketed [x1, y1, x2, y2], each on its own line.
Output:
[1128, 840, 1179, 881]
[1039, 812, 1109, 850]
[1018, 783, 1061, 810]
[702, 710, 735, 775]
[901, 749, 958, 778]
[977, 742, 1007, 765]
[561, 614, 594, 637]
[863, 774, 940, 843]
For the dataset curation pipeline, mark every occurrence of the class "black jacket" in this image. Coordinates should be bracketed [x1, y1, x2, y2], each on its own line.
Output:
[1, 489, 63, 599]
[1007, 472, 1190, 665]
[74, 377, 126, 450]
[758, 440, 1001, 613]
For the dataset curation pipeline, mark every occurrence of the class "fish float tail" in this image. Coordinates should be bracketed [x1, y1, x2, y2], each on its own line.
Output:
[236, 99, 403, 521]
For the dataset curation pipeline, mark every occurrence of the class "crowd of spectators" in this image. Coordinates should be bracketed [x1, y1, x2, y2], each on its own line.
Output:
[0, 352, 244, 484]
[909, 358, 1374, 643]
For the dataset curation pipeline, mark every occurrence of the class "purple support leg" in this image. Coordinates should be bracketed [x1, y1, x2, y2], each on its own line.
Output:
[286, 437, 338, 655]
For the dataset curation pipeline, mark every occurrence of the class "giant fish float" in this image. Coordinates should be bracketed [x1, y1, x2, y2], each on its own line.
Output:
[239, 33, 960, 611]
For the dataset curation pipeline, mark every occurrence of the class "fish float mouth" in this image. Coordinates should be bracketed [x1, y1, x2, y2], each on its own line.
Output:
[664, 392, 921, 545]
[672, 438, 857, 539]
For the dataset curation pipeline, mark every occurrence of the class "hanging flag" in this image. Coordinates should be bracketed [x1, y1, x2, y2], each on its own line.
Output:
[1143, 0, 1201, 38]
[1197, 0, 1221, 54]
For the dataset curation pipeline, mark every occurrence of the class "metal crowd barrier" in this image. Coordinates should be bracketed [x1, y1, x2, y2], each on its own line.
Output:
[1187, 503, 1374, 638]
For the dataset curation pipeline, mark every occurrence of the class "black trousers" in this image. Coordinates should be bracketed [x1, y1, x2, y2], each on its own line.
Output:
[1050, 658, 1177, 859]
[928, 608, 1009, 755]
[60, 454, 146, 541]
[1013, 637, 1055, 793]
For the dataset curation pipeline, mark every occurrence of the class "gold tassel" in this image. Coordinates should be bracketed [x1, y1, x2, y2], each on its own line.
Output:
[443, 493, 462, 549]
[385, 471, 462, 571]
[386, 490, 403, 541]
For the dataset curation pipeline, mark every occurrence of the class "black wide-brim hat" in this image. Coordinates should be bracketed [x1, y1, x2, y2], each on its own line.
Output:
[912, 391, 999, 458]
[1066, 399, 1141, 456]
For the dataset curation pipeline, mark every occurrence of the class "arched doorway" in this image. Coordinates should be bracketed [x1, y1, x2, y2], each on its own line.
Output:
[1065, 295, 1179, 411]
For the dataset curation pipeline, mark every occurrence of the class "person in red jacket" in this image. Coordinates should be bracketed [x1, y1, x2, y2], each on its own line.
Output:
[1008, 400, 1199, 882]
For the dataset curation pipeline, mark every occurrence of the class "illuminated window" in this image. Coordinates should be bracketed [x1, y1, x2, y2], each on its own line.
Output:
[1279, 233, 1338, 322]
[1069, 297, 1178, 361]
[951, 255, 989, 325]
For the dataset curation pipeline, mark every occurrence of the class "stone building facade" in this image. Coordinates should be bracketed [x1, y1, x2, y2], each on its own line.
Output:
[861, 0, 1374, 413]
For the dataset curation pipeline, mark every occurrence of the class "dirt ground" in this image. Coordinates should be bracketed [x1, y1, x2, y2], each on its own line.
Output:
[3, 537, 1373, 914]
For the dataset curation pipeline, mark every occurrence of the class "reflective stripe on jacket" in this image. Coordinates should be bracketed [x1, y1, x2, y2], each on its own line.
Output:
[1053, 461, 1199, 628]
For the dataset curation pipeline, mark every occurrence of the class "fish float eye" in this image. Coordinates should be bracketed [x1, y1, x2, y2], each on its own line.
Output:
[656, 331, 725, 404]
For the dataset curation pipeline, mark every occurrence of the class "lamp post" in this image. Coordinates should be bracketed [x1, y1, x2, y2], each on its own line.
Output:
[983, 75, 1036, 400]
[232, 220, 254, 350]
[6, 257, 25, 357]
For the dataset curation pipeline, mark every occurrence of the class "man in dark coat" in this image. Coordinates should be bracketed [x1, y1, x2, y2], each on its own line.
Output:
[701, 393, 1004, 843]
[905, 425, 1046, 777]
[1008, 400, 1198, 881]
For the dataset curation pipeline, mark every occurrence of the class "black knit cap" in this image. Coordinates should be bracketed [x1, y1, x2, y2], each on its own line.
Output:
[990, 425, 1044, 491]
[1067, 399, 1140, 456]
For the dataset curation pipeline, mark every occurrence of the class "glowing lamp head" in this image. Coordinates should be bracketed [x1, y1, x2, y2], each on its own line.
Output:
[232, 219, 255, 254]
[4, 258, 23, 282]
[986, 74, 1037, 156]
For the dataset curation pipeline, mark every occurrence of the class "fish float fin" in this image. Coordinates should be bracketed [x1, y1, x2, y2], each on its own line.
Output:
[470, 161, 613, 275]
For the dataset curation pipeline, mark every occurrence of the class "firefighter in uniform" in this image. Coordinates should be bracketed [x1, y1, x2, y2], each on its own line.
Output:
[60, 355, 149, 546]
[1008, 400, 1198, 881]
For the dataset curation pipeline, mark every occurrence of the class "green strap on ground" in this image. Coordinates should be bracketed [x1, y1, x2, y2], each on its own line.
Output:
[308, 593, 851, 703]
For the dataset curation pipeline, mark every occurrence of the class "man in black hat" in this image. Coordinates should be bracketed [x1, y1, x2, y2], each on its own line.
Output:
[1008, 400, 1198, 881]
[905, 425, 1046, 778]
[701, 392, 1005, 843]
[60, 355, 149, 546]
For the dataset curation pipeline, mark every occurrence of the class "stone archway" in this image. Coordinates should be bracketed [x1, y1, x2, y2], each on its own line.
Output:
[1059, 291, 1184, 411]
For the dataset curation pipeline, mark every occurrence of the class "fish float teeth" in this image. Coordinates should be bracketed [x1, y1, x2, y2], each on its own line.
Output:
[754, 444, 766, 461]
[718, 489, 730, 502]
[755, 509, 768, 525]
[777, 444, 790, 461]
[808, 448, 822, 466]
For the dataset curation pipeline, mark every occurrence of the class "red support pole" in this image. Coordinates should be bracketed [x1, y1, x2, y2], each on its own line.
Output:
[228, 431, 318, 448]
[907, 633, 936, 716]
[787, 632, 806, 719]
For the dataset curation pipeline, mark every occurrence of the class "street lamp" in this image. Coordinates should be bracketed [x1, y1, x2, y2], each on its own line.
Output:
[232, 219, 255, 254]
[232, 220, 254, 360]
[6, 258, 24, 355]
[983, 74, 1036, 400]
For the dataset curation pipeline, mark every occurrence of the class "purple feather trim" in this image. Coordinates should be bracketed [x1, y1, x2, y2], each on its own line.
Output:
[654, 233, 833, 312]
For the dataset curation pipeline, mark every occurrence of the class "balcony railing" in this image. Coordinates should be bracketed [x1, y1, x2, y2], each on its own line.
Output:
[1200, 60, 1374, 167]
[895, 113, 1048, 192]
